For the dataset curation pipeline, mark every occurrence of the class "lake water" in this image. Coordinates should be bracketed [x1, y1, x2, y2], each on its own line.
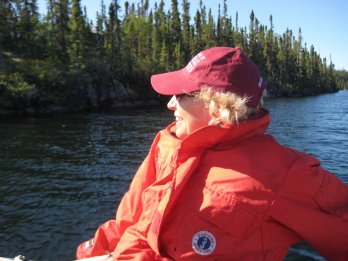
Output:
[0, 90, 347, 261]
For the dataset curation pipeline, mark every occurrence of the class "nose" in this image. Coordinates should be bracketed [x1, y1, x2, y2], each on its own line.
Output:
[167, 96, 177, 111]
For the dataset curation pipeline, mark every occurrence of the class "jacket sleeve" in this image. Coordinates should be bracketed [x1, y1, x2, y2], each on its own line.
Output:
[76, 133, 162, 259]
[111, 224, 172, 261]
[269, 154, 348, 260]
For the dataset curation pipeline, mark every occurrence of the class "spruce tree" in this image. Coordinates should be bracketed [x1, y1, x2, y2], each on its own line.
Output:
[16, 0, 40, 57]
[69, 0, 88, 68]
[95, 0, 107, 59]
[0, 0, 17, 50]
[105, 0, 122, 71]
[46, 0, 70, 64]
[181, 0, 191, 60]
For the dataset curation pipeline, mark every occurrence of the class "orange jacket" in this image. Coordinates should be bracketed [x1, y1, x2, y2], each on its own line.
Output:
[77, 111, 348, 260]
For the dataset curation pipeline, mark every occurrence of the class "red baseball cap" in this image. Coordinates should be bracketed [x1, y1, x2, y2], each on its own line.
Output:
[151, 47, 266, 108]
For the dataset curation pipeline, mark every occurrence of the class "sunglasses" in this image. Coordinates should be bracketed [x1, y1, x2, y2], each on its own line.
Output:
[175, 92, 196, 99]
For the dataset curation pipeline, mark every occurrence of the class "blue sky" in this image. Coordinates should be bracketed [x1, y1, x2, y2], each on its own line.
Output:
[37, 0, 348, 70]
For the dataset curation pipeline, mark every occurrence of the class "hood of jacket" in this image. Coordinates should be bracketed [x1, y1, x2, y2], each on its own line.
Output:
[164, 108, 270, 151]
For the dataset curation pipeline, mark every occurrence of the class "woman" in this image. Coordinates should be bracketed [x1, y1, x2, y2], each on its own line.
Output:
[77, 47, 348, 260]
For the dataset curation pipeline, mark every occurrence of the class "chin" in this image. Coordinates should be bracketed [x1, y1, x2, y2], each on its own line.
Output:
[175, 131, 187, 140]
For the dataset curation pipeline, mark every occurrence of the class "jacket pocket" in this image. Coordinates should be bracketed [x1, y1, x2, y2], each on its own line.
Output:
[197, 185, 256, 237]
[314, 171, 348, 218]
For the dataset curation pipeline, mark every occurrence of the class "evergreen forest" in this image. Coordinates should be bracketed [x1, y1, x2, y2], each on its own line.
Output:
[1, 0, 347, 114]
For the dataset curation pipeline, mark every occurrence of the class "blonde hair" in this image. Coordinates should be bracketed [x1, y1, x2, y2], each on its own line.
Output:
[193, 87, 258, 125]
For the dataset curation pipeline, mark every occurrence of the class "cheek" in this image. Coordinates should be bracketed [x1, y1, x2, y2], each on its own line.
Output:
[188, 107, 211, 130]
[176, 100, 212, 138]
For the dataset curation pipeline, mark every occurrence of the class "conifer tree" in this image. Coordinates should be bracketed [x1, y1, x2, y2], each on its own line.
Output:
[218, 0, 233, 47]
[0, 0, 17, 50]
[15, 0, 41, 57]
[299, 46, 310, 94]
[160, 39, 169, 71]
[153, 0, 168, 71]
[193, 9, 202, 51]
[309, 44, 321, 91]
[169, 0, 181, 45]
[137, 2, 153, 69]
[95, 0, 107, 59]
[268, 16, 280, 84]
[181, 0, 191, 60]
[69, 0, 88, 68]
[105, 0, 122, 71]
[247, 11, 263, 69]
[205, 8, 217, 47]
[328, 58, 337, 91]
[46, 0, 70, 64]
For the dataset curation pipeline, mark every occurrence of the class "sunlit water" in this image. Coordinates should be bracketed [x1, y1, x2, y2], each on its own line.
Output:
[0, 91, 347, 260]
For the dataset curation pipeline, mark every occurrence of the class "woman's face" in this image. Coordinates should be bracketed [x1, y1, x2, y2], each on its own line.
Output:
[167, 94, 213, 139]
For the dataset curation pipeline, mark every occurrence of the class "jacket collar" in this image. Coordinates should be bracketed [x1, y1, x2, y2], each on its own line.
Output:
[164, 109, 270, 150]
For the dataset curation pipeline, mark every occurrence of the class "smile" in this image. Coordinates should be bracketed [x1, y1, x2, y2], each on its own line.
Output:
[175, 116, 183, 121]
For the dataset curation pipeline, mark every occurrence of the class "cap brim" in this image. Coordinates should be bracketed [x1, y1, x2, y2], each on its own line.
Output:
[151, 69, 199, 95]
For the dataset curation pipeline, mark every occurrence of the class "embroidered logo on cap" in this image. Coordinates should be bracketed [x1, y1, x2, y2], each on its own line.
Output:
[185, 52, 206, 73]
[192, 230, 216, 256]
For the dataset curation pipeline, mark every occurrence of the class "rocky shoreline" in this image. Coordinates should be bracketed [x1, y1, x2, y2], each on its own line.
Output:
[0, 78, 161, 116]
